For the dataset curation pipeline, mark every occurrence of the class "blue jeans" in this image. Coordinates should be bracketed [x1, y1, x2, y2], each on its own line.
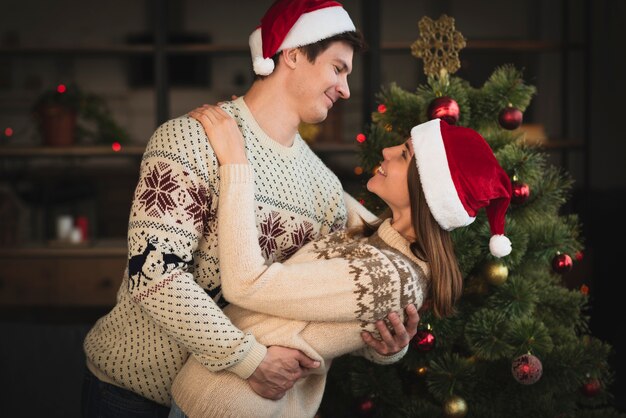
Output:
[81, 367, 170, 418]
[167, 400, 188, 418]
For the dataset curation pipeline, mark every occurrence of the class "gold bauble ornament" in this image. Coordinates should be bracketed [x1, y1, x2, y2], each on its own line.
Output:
[416, 366, 428, 376]
[298, 122, 320, 143]
[443, 395, 468, 418]
[482, 260, 508, 286]
[464, 274, 488, 295]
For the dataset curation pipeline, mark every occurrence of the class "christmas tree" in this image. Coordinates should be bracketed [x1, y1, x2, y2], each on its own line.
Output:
[318, 15, 625, 418]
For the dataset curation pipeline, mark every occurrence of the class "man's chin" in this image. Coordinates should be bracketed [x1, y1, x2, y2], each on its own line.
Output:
[304, 111, 328, 125]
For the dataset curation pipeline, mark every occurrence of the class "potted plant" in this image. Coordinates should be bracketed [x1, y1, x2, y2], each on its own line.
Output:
[32, 83, 129, 147]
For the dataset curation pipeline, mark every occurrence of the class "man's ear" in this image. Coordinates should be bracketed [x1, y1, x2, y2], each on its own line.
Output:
[280, 48, 299, 70]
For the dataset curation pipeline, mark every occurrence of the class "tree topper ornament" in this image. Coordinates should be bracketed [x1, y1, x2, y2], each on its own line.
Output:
[411, 15, 466, 81]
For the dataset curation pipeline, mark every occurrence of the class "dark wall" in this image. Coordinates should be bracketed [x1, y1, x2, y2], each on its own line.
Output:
[586, 0, 626, 409]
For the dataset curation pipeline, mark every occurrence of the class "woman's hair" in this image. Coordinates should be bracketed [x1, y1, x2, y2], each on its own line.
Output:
[359, 157, 463, 318]
[407, 159, 463, 317]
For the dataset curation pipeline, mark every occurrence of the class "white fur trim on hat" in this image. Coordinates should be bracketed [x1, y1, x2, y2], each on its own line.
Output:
[248, 6, 355, 76]
[489, 234, 512, 258]
[410, 119, 474, 231]
[253, 56, 275, 76]
[280, 6, 355, 50]
[249, 28, 275, 76]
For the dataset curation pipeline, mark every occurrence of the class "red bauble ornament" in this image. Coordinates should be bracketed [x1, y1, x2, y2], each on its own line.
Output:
[355, 396, 375, 417]
[356, 133, 366, 143]
[552, 253, 573, 274]
[511, 353, 543, 385]
[499, 106, 523, 130]
[411, 328, 436, 352]
[511, 181, 530, 204]
[428, 96, 460, 125]
[581, 379, 602, 397]
[377, 104, 387, 113]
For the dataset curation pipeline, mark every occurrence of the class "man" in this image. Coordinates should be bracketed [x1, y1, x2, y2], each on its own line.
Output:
[81, 1, 419, 416]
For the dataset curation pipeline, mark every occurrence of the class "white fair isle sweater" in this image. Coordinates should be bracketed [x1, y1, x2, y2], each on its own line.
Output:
[82, 97, 383, 405]
[170, 165, 429, 418]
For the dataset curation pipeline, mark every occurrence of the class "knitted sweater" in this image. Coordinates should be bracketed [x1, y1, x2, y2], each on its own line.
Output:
[170, 165, 429, 418]
[83, 97, 370, 405]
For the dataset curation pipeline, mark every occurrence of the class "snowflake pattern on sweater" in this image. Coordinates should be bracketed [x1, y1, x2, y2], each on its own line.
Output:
[83, 97, 348, 405]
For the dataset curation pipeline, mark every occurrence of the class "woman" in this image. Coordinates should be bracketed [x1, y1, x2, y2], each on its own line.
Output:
[169, 106, 512, 418]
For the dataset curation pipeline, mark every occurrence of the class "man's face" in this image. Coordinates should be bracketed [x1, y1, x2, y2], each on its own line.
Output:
[291, 41, 353, 124]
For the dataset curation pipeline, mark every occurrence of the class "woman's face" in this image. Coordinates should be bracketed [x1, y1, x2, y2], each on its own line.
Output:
[366, 139, 415, 212]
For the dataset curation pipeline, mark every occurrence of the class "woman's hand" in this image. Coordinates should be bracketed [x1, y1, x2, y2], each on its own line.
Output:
[361, 304, 420, 356]
[188, 104, 248, 165]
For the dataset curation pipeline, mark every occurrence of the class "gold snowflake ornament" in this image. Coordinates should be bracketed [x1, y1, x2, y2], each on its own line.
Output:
[411, 14, 466, 78]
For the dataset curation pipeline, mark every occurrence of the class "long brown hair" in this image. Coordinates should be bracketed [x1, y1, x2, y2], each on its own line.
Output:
[407, 158, 463, 318]
[359, 157, 463, 318]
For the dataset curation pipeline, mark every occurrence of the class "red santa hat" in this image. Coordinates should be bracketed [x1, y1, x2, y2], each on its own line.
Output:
[249, 0, 356, 76]
[410, 119, 513, 258]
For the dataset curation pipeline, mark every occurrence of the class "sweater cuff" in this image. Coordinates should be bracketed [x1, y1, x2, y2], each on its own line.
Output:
[219, 164, 253, 184]
[367, 344, 408, 365]
[226, 339, 267, 379]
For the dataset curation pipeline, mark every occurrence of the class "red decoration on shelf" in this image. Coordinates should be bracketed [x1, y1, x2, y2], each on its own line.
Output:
[511, 181, 530, 204]
[581, 379, 602, 397]
[377, 104, 387, 113]
[498, 105, 523, 130]
[75, 216, 89, 241]
[552, 253, 573, 274]
[112, 141, 122, 152]
[4, 127, 13, 137]
[427, 96, 460, 125]
[57, 84, 67, 94]
[356, 133, 366, 143]
[511, 353, 543, 385]
[411, 327, 436, 352]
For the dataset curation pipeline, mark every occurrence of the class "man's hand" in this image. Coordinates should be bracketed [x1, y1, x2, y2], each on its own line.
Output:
[247, 346, 320, 400]
[361, 304, 420, 356]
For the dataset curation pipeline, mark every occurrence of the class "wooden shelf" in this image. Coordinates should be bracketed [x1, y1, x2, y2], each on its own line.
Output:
[0, 241, 127, 258]
[537, 140, 584, 150]
[310, 142, 359, 153]
[0, 145, 145, 157]
[381, 40, 585, 53]
[0, 44, 249, 56]
[309, 140, 583, 153]
[0, 39, 585, 57]
[0, 45, 154, 56]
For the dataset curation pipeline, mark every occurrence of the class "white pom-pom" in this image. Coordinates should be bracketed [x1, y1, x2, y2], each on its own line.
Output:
[489, 234, 512, 258]
[253, 57, 275, 76]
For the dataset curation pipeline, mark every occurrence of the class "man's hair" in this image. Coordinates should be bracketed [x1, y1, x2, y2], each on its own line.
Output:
[299, 30, 367, 62]
[254, 31, 367, 80]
